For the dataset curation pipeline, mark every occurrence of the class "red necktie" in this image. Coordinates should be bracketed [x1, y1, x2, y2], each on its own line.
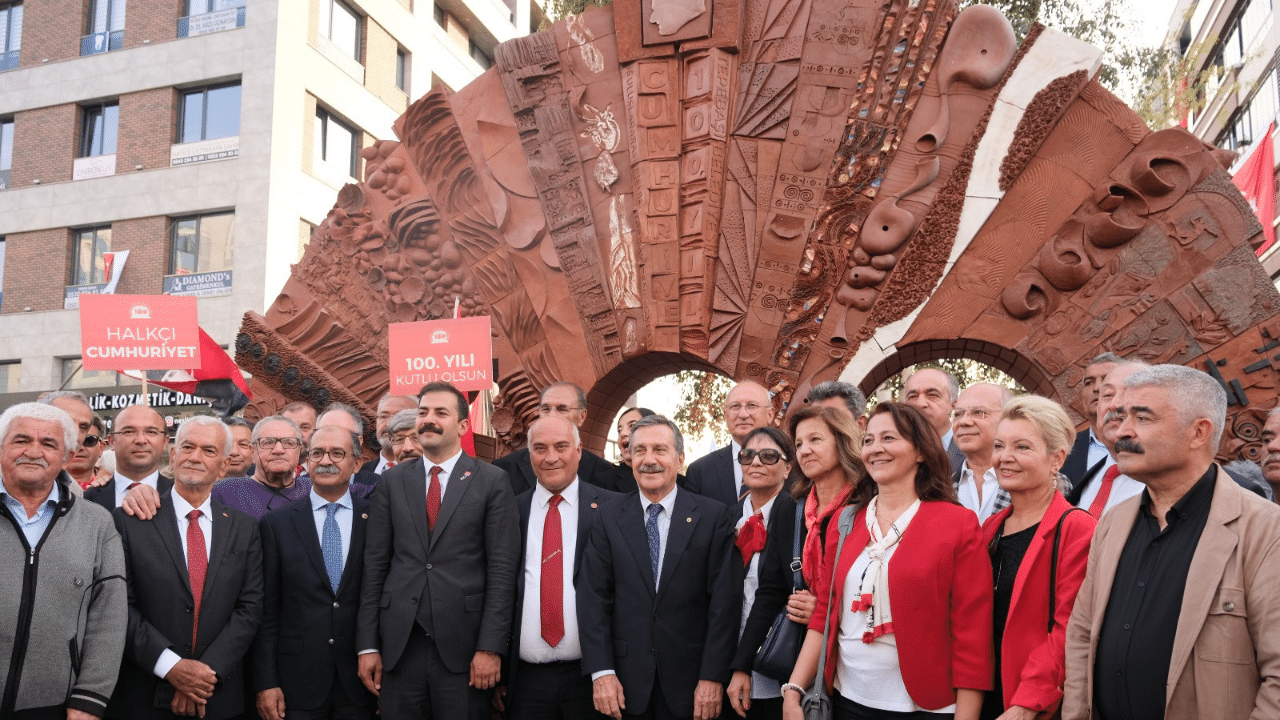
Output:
[541, 495, 565, 647]
[186, 509, 208, 650]
[127, 482, 141, 490]
[387, 461, 396, 468]
[736, 512, 767, 566]
[1089, 465, 1122, 518]
[426, 466, 442, 529]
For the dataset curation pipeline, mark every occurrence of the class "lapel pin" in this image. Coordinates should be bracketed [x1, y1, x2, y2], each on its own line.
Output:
[591, 503, 598, 509]
[362, 513, 369, 519]
[222, 512, 229, 518]
[686, 517, 692, 522]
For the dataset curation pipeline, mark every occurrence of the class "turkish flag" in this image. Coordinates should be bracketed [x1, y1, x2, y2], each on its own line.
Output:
[121, 328, 253, 415]
[1231, 122, 1276, 256]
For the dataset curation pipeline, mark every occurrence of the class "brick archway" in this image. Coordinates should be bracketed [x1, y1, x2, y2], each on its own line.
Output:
[582, 352, 726, 454]
[856, 339, 1055, 405]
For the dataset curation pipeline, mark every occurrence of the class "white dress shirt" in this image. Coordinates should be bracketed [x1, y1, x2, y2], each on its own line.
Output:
[311, 488, 354, 568]
[374, 454, 393, 475]
[1085, 429, 1110, 472]
[154, 488, 214, 680]
[1076, 459, 1145, 516]
[423, 449, 463, 497]
[956, 463, 1003, 523]
[114, 470, 160, 508]
[731, 440, 744, 500]
[737, 494, 780, 700]
[519, 479, 582, 663]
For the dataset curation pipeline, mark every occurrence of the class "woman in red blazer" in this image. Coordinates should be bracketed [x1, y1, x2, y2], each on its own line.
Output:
[980, 396, 1095, 720]
[782, 402, 993, 720]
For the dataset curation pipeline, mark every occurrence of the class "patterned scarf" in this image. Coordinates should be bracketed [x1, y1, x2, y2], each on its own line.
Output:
[802, 484, 853, 590]
[850, 496, 921, 643]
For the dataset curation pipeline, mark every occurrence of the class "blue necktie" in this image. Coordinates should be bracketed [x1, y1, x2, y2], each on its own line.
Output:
[321, 503, 343, 594]
[646, 503, 662, 590]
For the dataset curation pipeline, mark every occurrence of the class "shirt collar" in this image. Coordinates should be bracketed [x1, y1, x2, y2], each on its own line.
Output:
[960, 462, 997, 483]
[1140, 464, 1217, 523]
[534, 477, 579, 509]
[170, 487, 213, 521]
[0, 479, 62, 508]
[1088, 428, 1105, 446]
[423, 449, 464, 480]
[310, 488, 353, 512]
[740, 490, 779, 527]
[117, 470, 160, 487]
[641, 486, 678, 516]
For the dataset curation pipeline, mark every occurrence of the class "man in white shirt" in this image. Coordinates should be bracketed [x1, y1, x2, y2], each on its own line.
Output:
[1061, 353, 1122, 489]
[951, 383, 1013, 523]
[1072, 361, 1148, 517]
[501, 415, 621, 719]
[902, 368, 964, 473]
[686, 381, 774, 508]
[85, 404, 172, 511]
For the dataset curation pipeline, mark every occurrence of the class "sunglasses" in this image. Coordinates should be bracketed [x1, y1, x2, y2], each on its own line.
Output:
[83, 434, 102, 448]
[737, 448, 786, 465]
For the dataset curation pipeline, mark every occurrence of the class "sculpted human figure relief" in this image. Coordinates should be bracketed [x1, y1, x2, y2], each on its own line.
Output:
[649, 0, 707, 35]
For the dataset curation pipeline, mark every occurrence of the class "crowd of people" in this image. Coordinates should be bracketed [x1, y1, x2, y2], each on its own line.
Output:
[1, 358, 1279, 720]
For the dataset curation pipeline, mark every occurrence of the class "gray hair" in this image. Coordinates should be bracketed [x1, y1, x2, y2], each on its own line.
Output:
[382, 409, 418, 442]
[176, 416, 232, 455]
[320, 402, 365, 435]
[908, 367, 960, 402]
[1224, 459, 1268, 498]
[252, 415, 303, 444]
[224, 416, 254, 432]
[806, 381, 867, 418]
[542, 381, 588, 410]
[0, 402, 78, 457]
[1123, 364, 1227, 446]
[629, 414, 685, 455]
[39, 390, 93, 411]
[311, 425, 361, 456]
[1088, 352, 1125, 366]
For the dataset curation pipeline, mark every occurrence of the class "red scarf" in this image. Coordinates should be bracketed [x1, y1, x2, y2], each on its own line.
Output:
[802, 485, 853, 591]
[735, 512, 767, 565]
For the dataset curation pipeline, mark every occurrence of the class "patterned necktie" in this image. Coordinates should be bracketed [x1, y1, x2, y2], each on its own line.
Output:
[186, 509, 207, 650]
[1089, 465, 1122, 518]
[321, 503, 343, 594]
[646, 503, 662, 590]
[427, 466, 442, 529]
[541, 495, 565, 647]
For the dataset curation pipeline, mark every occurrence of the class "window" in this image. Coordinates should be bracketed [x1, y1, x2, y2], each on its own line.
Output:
[80, 102, 118, 157]
[179, 0, 246, 37]
[1220, 68, 1280, 152]
[0, 118, 11, 189]
[314, 109, 357, 179]
[179, 83, 241, 143]
[171, 212, 233, 274]
[396, 48, 408, 92]
[318, 0, 360, 61]
[61, 358, 133, 389]
[72, 226, 111, 286]
[82, 0, 124, 55]
[469, 40, 490, 69]
[0, 2, 21, 71]
[0, 361, 19, 393]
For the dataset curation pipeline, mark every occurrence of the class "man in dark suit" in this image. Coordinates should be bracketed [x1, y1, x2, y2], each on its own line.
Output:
[361, 394, 419, 476]
[357, 381, 520, 720]
[496, 383, 620, 495]
[107, 416, 263, 720]
[85, 404, 174, 511]
[1061, 352, 1120, 489]
[902, 367, 964, 474]
[580, 415, 737, 720]
[500, 415, 621, 719]
[254, 424, 374, 720]
[686, 381, 773, 508]
[317, 404, 381, 498]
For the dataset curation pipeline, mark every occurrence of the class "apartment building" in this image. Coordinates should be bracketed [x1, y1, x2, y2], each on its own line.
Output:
[1169, 0, 1280, 276]
[0, 0, 542, 406]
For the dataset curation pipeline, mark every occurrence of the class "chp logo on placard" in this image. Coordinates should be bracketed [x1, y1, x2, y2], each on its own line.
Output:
[389, 316, 493, 394]
[79, 294, 201, 371]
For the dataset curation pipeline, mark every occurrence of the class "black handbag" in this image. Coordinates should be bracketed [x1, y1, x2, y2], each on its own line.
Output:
[753, 501, 807, 681]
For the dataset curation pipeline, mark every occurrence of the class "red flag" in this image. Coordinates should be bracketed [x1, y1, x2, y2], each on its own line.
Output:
[121, 328, 252, 414]
[1232, 122, 1276, 256]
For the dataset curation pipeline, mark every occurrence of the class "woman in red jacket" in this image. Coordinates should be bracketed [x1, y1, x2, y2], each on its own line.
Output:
[979, 396, 1095, 720]
[782, 402, 993, 720]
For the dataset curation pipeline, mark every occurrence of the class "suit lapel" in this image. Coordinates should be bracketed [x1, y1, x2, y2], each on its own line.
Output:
[290, 500, 329, 589]
[338, 496, 370, 595]
[517, 452, 537, 495]
[153, 499, 191, 593]
[516, 491, 533, 594]
[204, 505, 234, 594]
[430, 455, 476, 549]
[575, 483, 603, 581]
[398, 459, 431, 552]
[658, 491, 699, 598]
[717, 446, 738, 503]
[621, 497, 656, 597]
[1166, 471, 1240, 703]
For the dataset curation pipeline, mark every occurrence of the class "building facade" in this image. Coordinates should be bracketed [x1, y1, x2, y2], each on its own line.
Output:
[0, 0, 542, 399]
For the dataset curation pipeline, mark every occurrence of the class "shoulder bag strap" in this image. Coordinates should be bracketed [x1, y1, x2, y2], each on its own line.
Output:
[1048, 507, 1088, 634]
[791, 500, 805, 591]
[812, 504, 857, 689]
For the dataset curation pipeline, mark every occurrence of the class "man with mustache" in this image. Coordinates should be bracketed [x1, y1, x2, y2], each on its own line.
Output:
[1258, 408, 1280, 501]
[0, 402, 127, 720]
[357, 381, 519, 720]
[1061, 352, 1121, 488]
[254, 425, 375, 720]
[1064, 364, 1280, 720]
[380, 409, 423, 464]
[363, 394, 420, 476]
[609, 407, 653, 494]
[1065, 361, 1148, 517]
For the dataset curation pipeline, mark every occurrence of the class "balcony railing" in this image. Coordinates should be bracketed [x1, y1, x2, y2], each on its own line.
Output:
[0, 168, 9, 190]
[178, 6, 246, 38]
[0, 49, 18, 71]
[80, 30, 124, 56]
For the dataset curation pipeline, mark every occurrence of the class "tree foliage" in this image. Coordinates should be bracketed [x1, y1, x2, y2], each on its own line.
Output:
[671, 371, 734, 445]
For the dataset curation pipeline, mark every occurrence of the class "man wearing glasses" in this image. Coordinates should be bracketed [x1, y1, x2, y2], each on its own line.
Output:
[494, 382, 621, 496]
[85, 403, 173, 511]
[686, 381, 774, 508]
[253, 425, 375, 720]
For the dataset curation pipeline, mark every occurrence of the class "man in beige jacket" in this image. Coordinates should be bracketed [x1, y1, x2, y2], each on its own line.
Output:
[1063, 364, 1280, 720]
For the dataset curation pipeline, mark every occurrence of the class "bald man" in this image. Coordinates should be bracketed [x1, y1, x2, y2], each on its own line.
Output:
[686, 381, 774, 508]
[84, 404, 174, 511]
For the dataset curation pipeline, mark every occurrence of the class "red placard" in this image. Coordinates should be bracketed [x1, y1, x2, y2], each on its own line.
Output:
[79, 294, 201, 371]
[389, 316, 494, 394]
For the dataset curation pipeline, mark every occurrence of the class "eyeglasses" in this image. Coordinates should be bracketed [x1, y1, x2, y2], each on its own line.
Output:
[737, 448, 786, 465]
[951, 408, 994, 421]
[538, 404, 583, 415]
[111, 428, 166, 440]
[727, 402, 766, 414]
[307, 448, 348, 462]
[82, 434, 102, 448]
[255, 437, 301, 450]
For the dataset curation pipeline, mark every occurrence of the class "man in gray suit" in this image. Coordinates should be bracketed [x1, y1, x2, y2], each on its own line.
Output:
[357, 381, 520, 720]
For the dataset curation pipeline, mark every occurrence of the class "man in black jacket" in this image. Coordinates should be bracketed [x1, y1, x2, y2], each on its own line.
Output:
[495, 383, 620, 495]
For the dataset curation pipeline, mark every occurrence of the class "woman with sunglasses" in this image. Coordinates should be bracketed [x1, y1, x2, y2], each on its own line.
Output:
[726, 427, 797, 719]
[783, 402, 992, 720]
[730, 406, 865, 716]
[979, 396, 1095, 720]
